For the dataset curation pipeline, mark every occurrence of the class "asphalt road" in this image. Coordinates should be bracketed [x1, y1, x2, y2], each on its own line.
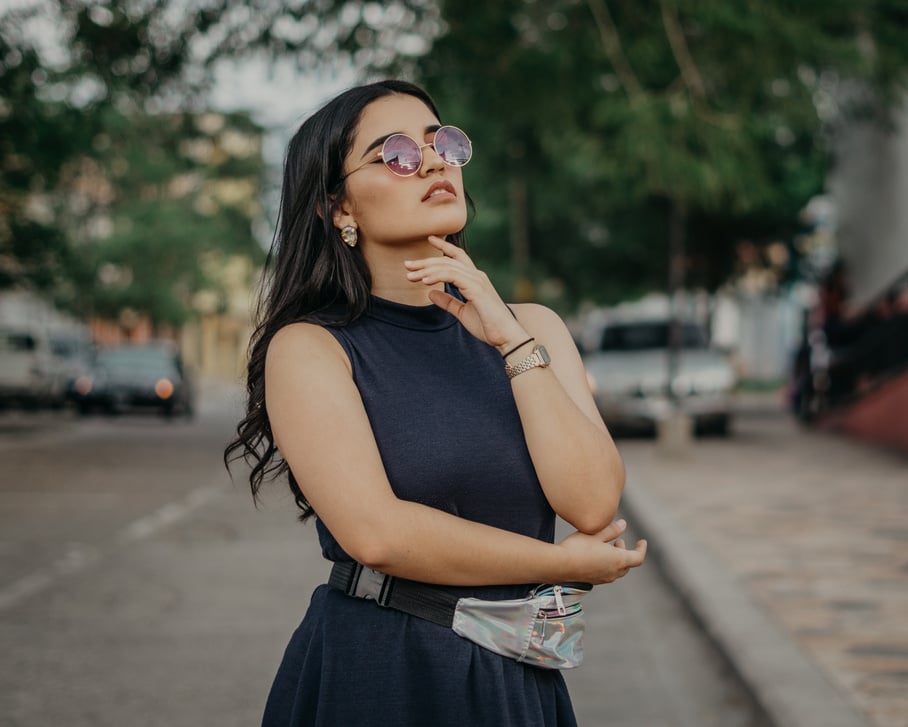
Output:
[0, 386, 766, 727]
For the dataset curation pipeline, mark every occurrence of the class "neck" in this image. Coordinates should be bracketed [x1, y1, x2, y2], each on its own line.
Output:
[363, 240, 445, 305]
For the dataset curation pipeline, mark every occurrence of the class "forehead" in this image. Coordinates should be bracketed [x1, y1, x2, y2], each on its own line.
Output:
[352, 94, 440, 148]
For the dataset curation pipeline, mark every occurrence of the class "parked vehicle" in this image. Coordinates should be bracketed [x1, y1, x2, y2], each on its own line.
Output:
[49, 332, 98, 406]
[72, 342, 194, 418]
[582, 318, 736, 435]
[0, 327, 67, 409]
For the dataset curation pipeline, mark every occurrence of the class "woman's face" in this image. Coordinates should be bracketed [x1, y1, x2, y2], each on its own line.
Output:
[335, 93, 468, 249]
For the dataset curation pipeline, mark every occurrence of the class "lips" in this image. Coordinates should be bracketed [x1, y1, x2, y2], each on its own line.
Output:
[422, 180, 456, 201]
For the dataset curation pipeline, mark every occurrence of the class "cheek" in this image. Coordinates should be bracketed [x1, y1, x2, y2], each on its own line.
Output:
[345, 178, 395, 217]
[356, 186, 407, 226]
[354, 179, 419, 224]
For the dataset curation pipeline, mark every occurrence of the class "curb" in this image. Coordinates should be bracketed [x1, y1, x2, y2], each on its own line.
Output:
[621, 480, 874, 727]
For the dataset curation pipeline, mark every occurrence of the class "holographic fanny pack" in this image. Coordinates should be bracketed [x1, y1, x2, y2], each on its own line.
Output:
[452, 583, 592, 669]
[329, 561, 592, 670]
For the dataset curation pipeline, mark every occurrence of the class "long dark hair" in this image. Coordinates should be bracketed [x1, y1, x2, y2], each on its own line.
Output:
[224, 79, 469, 521]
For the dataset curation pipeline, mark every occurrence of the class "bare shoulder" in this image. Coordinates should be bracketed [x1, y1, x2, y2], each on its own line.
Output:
[264, 322, 357, 439]
[508, 302, 580, 365]
[508, 303, 569, 337]
[266, 322, 350, 375]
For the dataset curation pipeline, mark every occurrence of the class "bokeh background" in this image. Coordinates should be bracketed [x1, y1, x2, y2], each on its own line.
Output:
[1, 2, 907, 726]
[3, 1, 908, 428]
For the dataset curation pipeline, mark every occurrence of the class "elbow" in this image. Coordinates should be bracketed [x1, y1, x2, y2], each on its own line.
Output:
[567, 460, 626, 534]
[331, 498, 412, 573]
[340, 520, 406, 573]
[344, 536, 394, 572]
[571, 502, 620, 534]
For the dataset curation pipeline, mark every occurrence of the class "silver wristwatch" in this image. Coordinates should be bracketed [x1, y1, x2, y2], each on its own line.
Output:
[505, 345, 551, 380]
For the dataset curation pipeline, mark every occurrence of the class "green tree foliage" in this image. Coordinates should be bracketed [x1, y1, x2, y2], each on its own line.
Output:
[83, 110, 266, 327]
[415, 0, 908, 305]
[3, 0, 907, 315]
[0, 3, 266, 328]
[0, 27, 95, 294]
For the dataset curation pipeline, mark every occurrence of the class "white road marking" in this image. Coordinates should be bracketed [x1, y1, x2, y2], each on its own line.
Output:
[0, 571, 54, 611]
[0, 482, 226, 613]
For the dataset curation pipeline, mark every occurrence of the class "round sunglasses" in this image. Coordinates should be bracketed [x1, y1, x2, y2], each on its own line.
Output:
[345, 125, 472, 178]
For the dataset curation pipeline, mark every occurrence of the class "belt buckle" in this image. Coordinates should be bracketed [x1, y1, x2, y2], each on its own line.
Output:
[353, 566, 389, 603]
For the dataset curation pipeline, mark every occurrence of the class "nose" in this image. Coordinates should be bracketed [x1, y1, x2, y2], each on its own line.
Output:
[418, 141, 445, 176]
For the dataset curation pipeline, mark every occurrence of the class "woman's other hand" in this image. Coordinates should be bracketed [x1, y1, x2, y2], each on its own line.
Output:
[404, 236, 530, 354]
[558, 518, 647, 584]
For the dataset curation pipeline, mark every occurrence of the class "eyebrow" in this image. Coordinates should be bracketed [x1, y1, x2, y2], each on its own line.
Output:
[359, 124, 443, 160]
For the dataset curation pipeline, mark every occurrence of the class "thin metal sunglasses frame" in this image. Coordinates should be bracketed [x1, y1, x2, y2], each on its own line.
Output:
[344, 125, 472, 178]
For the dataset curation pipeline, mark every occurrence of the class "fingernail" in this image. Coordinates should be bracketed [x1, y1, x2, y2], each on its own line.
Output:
[617, 518, 626, 528]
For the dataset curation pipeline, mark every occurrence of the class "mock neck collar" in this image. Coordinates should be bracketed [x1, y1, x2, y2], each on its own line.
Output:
[366, 284, 460, 331]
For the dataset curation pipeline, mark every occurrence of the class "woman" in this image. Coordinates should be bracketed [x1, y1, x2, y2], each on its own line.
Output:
[225, 79, 646, 726]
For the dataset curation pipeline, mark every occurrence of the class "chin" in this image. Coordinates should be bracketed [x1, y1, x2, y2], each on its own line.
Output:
[435, 224, 466, 239]
[429, 209, 468, 238]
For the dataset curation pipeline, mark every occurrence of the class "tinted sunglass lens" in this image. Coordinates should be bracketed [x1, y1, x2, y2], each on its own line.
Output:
[382, 134, 422, 176]
[435, 126, 472, 167]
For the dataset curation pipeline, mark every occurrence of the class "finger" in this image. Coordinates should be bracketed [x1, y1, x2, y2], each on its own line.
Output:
[594, 518, 627, 543]
[406, 267, 462, 286]
[407, 262, 481, 290]
[427, 289, 464, 316]
[404, 258, 467, 280]
[624, 539, 647, 567]
[615, 539, 626, 550]
[403, 255, 471, 278]
[403, 258, 445, 274]
[428, 235, 475, 267]
[608, 542, 645, 581]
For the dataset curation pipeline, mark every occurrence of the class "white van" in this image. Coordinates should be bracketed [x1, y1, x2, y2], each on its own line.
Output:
[0, 327, 67, 408]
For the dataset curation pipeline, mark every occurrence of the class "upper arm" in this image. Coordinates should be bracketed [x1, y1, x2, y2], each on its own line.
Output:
[264, 323, 397, 560]
[510, 304, 606, 432]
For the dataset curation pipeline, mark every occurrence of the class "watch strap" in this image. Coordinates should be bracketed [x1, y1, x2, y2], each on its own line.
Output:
[505, 345, 550, 379]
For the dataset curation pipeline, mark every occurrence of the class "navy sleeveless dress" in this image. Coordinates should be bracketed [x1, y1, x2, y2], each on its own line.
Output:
[262, 290, 577, 727]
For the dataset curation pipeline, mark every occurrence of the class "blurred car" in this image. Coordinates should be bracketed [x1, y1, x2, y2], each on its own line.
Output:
[0, 326, 67, 409]
[582, 319, 736, 435]
[49, 332, 98, 406]
[73, 342, 194, 418]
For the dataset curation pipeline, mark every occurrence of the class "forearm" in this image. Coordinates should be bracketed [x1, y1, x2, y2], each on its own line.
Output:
[508, 366, 624, 532]
[349, 498, 581, 586]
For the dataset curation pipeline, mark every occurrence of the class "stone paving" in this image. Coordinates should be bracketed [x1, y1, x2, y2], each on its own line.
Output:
[616, 395, 908, 727]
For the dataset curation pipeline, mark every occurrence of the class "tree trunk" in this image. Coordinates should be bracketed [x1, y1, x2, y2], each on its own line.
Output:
[667, 197, 687, 406]
[509, 175, 533, 302]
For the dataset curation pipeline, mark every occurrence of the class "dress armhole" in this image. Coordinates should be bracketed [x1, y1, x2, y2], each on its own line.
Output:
[322, 326, 356, 379]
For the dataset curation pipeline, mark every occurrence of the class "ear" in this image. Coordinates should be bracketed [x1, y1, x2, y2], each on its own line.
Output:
[330, 196, 356, 232]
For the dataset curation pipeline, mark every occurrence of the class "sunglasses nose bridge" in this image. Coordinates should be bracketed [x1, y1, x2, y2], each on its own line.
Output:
[417, 140, 445, 173]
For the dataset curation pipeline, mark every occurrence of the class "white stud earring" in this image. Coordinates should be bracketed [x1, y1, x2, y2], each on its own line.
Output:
[341, 225, 358, 247]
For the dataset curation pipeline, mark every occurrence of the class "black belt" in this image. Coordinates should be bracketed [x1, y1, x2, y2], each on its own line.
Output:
[328, 561, 459, 628]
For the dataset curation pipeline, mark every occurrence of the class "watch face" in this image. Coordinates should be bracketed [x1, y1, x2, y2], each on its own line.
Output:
[536, 345, 551, 365]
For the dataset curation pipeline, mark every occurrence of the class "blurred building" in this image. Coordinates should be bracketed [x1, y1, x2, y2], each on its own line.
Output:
[801, 99, 908, 450]
[181, 252, 259, 381]
[829, 100, 908, 309]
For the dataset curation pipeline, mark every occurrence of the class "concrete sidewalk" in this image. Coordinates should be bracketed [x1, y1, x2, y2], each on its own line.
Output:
[616, 396, 908, 727]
